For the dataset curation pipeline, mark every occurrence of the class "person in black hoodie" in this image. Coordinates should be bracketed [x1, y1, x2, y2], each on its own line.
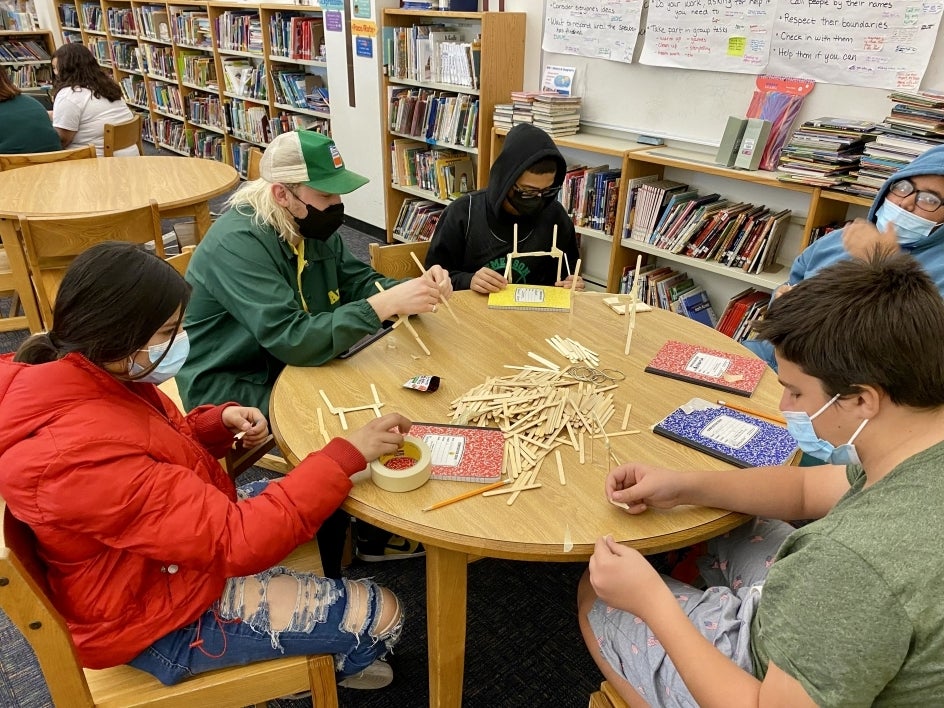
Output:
[425, 123, 582, 293]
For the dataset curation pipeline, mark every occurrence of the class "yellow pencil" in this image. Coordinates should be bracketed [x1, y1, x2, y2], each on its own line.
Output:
[717, 399, 786, 426]
[422, 479, 510, 511]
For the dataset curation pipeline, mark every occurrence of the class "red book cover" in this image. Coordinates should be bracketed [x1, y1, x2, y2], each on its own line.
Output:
[410, 423, 504, 483]
[644, 340, 769, 397]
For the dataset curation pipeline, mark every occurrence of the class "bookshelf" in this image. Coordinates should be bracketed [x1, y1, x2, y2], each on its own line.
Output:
[50, 0, 331, 173]
[0, 29, 53, 90]
[381, 8, 525, 243]
[610, 146, 873, 301]
[490, 128, 874, 307]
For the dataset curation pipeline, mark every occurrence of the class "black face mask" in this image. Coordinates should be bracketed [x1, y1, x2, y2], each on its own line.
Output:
[295, 202, 345, 241]
[506, 191, 547, 217]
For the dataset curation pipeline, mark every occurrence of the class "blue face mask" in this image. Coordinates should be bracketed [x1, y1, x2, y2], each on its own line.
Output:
[874, 200, 940, 246]
[129, 330, 189, 384]
[783, 393, 869, 466]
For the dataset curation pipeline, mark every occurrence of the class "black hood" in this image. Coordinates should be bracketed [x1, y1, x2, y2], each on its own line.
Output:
[485, 124, 567, 222]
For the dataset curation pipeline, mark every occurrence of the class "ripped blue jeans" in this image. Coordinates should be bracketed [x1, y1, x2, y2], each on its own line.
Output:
[128, 481, 402, 686]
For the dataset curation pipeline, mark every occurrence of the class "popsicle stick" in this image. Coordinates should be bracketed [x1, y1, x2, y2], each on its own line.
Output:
[555, 449, 566, 485]
[410, 251, 459, 322]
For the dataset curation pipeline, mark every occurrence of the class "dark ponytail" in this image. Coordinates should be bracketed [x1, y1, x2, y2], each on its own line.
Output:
[14, 242, 191, 368]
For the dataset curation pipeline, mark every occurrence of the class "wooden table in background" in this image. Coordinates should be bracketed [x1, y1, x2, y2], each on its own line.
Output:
[0, 156, 238, 331]
[270, 291, 784, 708]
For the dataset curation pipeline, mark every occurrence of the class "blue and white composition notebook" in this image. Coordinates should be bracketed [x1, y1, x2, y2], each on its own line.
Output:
[653, 398, 798, 468]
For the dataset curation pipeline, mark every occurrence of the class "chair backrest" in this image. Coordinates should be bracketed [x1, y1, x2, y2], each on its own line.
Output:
[103, 114, 143, 157]
[16, 200, 164, 327]
[368, 241, 430, 279]
[0, 144, 96, 172]
[165, 245, 196, 277]
[246, 147, 263, 181]
[1, 509, 96, 707]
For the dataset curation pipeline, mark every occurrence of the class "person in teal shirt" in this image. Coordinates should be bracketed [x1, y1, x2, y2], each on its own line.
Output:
[579, 251, 944, 707]
[0, 65, 61, 154]
[178, 129, 451, 417]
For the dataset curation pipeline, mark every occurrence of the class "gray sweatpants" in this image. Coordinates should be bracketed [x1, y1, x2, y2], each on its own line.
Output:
[586, 518, 795, 708]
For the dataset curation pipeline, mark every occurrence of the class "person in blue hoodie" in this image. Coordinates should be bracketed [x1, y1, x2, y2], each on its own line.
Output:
[745, 144, 944, 370]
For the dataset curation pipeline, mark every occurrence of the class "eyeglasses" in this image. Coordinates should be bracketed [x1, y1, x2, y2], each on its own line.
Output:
[889, 179, 943, 212]
[512, 184, 560, 199]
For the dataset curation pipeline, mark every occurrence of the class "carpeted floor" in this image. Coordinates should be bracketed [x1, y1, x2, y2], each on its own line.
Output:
[0, 152, 605, 707]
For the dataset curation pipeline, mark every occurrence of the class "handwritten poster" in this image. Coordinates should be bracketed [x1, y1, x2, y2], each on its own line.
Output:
[542, 0, 645, 64]
[640, 0, 776, 73]
[766, 1, 944, 91]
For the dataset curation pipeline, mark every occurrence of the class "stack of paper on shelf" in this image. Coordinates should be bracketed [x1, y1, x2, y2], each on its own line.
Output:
[850, 91, 944, 199]
[777, 117, 877, 189]
[531, 93, 582, 137]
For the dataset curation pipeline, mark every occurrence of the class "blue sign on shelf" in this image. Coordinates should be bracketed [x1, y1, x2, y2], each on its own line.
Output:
[355, 36, 373, 59]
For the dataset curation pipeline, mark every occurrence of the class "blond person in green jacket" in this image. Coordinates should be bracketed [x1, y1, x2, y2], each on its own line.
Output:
[178, 130, 451, 418]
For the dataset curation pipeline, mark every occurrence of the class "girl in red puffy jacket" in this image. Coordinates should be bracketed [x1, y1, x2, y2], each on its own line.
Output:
[0, 241, 405, 690]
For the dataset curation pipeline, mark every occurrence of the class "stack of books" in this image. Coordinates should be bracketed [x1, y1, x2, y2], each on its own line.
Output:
[508, 91, 551, 126]
[620, 265, 716, 328]
[559, 165, 621, 235]
[849, 91, 944, 199]
[493, 103, 513, 131]
[531, 94, 582, 137]
[392, 198, 445, 242]
[776, 117, 877, 188]
[627, 179, 791, 275]
[716, 288, 771, 343]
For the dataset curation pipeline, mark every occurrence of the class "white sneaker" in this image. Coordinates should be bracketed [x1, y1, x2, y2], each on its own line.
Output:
[338, 659, 394, 690]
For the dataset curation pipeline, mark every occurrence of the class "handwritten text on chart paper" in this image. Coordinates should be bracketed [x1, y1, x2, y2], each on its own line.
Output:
[543, 0, 942, 90]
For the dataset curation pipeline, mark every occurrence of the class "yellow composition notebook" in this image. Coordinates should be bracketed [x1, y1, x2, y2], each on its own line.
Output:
[487, 284, 572, 312]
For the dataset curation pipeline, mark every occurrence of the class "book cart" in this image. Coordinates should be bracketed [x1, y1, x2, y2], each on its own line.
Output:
[381, 8, 525, 244]
[51, 0, 330, 174]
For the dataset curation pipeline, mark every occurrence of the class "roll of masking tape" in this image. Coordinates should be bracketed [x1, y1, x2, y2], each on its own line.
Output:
[370, 435, 432, 493]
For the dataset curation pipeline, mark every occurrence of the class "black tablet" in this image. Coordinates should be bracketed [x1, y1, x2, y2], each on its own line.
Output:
[338, 320, 396, 359]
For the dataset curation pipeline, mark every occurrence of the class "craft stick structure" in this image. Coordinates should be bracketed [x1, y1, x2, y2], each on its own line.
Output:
[625, 255, 643, 356]
[319, 385, 384, 431]
[503, 223, 564, 283]
[409, 250, 459, 323]
[567, 257, 582, 325]
[374, 281, 431, 356]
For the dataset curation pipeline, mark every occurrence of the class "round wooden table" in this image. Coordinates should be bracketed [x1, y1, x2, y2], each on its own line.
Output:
[270, 291, 784, 708]
[0, 156, 238, 331]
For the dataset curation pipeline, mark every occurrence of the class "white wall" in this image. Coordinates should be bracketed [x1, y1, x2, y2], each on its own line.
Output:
[324, 0, 399, 228]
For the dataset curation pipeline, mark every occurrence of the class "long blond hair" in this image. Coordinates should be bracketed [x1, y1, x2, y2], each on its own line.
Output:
[226, 179, 302, 243]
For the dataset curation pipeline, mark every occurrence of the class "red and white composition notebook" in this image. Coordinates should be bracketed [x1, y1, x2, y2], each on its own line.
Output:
[644, 340, 768, 397]
[409, 423, 504, 483]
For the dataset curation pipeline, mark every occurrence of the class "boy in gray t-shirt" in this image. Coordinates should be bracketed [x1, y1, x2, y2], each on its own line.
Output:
[579, 252, 944, 707]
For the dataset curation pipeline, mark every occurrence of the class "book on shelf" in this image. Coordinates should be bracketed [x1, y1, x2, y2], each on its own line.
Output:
[716, 288, 770, 340]
[487, 284, 572, 312]
[644, 340, 768, 397]
[408, 423, 504, 483]
[621, 174, 660, 239]
[653, 398, 798, 468]
[629, 179, 688, 243]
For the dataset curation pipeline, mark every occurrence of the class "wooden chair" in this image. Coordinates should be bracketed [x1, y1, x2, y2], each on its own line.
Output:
[368, 240, 431, 279]
[157, 247, 290, 478]
[0, 236, 42, 333]
[0, 144, 96, 171]
[15, 200, 165, 329]
[588, 681, 629, 708]
[247, 147, 264, 180]
[165, 245, 195, 276]
[1, 506, 337, 708]
[103, 114, 144, 157]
